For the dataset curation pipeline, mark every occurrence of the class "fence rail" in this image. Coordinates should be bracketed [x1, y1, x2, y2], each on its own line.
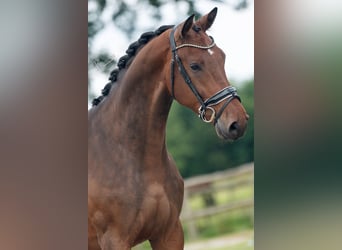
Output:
[184, 162, 254, 188]
[180, 162, 254, 240]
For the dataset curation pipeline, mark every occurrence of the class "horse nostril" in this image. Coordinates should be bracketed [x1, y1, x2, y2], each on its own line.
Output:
[229, 121, 239, 133]
[228, 122, 240, 139]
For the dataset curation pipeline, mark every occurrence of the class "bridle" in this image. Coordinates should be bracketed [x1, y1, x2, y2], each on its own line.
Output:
[169, 27, 241, 124]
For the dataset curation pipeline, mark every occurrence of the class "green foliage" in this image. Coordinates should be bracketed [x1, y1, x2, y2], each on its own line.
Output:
[167, 80, 254, 178]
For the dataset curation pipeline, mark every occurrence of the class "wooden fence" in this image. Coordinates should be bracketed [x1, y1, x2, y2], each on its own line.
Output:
[180, 162, 254, 240]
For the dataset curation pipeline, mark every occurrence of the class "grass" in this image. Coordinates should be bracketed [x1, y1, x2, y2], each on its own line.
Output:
[132, 241, 150, 250]
[183, 209, 253, 240]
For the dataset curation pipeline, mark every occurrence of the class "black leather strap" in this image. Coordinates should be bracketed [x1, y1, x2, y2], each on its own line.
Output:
[170, 27, 206, 109]
[203, 86, 240, 107]
[169, 26, 241, 124]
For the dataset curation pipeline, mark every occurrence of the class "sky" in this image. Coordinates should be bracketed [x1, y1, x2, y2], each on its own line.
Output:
[90, 0, 254, 97]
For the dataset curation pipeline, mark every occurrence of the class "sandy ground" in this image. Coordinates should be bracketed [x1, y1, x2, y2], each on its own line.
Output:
[184, 230, 254, 250]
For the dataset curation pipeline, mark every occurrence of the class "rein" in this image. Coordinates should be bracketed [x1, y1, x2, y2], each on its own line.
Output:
[169, 27, 241, 124]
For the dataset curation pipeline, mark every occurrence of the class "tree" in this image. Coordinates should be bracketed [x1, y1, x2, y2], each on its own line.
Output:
[88, 0, 251, 99]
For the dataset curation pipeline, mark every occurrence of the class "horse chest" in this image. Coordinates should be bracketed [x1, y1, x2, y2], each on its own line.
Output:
[142, 183, 172, 222]
[134, 182, 179, 237]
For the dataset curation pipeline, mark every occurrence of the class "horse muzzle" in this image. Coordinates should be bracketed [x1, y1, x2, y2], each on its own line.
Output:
[215, 115, 248, 141]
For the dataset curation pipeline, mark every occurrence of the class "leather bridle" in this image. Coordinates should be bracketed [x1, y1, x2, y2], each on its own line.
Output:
[169, 27, 241, 124]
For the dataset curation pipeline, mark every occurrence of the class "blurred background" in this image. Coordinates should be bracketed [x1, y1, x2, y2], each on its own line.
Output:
[1, 1, 341, 250]
[88, 0, 254, 249]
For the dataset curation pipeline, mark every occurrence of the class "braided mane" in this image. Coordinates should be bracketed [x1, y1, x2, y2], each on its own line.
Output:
[92, 25, 174, 106]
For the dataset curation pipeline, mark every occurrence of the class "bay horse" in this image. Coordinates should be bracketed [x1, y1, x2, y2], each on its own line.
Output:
[88, 7, 248, 250]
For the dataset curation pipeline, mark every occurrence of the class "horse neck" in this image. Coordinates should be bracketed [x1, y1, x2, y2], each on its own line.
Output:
[94, 35, 173, 161]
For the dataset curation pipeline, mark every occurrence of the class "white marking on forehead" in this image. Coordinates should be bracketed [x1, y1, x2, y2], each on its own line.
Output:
[208, 49, 214, 55]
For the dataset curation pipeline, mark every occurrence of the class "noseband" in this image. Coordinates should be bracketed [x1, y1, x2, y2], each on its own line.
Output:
[169, 27, 241, 124]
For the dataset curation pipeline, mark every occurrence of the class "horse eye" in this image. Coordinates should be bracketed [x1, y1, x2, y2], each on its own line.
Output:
[190, 63, 201, 71]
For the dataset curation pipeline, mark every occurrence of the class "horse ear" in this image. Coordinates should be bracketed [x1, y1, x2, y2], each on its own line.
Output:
[181, 14, 195, 38]
[198, 7, 218, 31]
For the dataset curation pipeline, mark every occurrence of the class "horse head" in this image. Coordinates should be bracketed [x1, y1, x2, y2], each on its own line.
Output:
[167, 7, 249, 141]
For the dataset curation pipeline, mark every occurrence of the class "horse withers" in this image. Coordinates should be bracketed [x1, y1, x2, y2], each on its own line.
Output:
[88, 7, 249, 250]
